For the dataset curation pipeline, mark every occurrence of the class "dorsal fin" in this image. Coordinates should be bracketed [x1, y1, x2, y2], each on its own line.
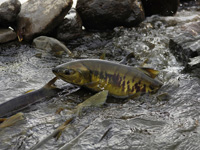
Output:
[137, 67, 159, 78]
[120, 52, 135, 65]
[99, 51, 106, 60]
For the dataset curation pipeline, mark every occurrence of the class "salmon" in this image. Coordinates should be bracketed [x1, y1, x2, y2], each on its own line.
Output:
[0, 77, 62, 117]
[52, 59, 163, 98]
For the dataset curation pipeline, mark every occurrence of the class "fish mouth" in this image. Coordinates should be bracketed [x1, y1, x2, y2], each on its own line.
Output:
[52, 67, 59, 74]
[52, 68, 67, 82]
[52, 68, 63, 80]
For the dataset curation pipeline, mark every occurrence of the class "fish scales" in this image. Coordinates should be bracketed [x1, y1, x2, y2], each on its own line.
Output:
[52, 59, 163, 98]
[81, 60, 157, 97]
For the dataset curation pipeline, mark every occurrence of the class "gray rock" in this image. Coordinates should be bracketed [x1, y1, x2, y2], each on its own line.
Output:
[141, 0, 179, 17]
[0, 0, 21, 27]
[0, 28, 17, 43]
[188, 56, 200, 68]
[76, 0, 145, 30]
[185, 56, 200, 77]
[17, 0, 73, 41]
[32, 36, 73, 56]
[169, 33, 199, 65]
[169, 21, 200, 73]
[55, 9, 83, 42]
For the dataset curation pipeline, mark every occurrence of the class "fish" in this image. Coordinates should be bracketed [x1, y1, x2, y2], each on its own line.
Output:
[52, 59, 163, 98]
[0, 77, 63, 118]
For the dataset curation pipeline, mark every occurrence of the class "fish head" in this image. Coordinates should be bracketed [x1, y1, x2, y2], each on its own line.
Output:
[52, 61, 91, 86]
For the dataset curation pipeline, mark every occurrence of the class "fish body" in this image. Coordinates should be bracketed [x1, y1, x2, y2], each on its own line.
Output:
[0, 78, 62, 118]
[52, 59, 163, 98]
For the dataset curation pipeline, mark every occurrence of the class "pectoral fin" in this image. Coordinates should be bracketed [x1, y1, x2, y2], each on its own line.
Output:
[44, 77, 58, 89]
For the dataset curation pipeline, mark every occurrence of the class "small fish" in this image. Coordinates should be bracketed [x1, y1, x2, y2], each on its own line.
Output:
[0, 77, 62, 118]
[52, 59, 163, 98]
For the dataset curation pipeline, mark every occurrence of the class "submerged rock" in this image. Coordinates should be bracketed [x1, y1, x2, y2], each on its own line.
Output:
[17, 0, 73, 41]
[141, 0, 179, 17]
[32, 36, 72, 56]
[76, 0, 145, 30]
[0, 28, 17, 43]
[0, 0, 21, 28]
[55, 9, 83, 42]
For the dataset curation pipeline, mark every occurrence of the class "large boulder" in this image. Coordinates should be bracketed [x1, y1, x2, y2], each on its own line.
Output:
[55, 9, 83, 42]
[169, 21, 200, 74]
[141, 0, 179, 17]
[17, 0, 73, 41]
[76, 0, 145, 30]
[0, 28, 17, 43]
[0, 0, 21, 28]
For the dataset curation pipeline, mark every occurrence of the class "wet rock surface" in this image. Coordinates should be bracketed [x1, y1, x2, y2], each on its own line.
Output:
[76, 0, 145, 30]
[0, 28, 17, 43]
[169, 21, 200, 74]
[187, 56, 200, 77]
[0, 2, 200, 150]
[55, 9, 83, 42]
[17, 0, 73, 41]
[0, 0, 21, 28]
[141, 0, 179, 16]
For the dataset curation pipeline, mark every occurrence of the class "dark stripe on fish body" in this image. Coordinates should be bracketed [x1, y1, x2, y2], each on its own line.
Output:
[122, 80, 126, 91]
[135, 83, 140, 92]
[131, 86, 135, 93]
[127, 84, 130, 93]
[127, 80, 130, 85]
[100, 71, 104, 79]
[106, 73, 113, 82]
[123, 76, 126, 80]
[114, 73, 121, 87]
[142, 84, 146, 93]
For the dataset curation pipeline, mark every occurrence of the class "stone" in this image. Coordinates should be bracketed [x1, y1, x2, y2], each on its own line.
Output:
[181, 21, 200, 36]
[188, 56, 200, 68]
[169, 21, 200, 74]
[17, 0, 73, 41]
[32, 36, 72, 56]
[0, 0, 21, 27]
[76, 0, 145, 30]
[141, 0, 179, 17]
[185, 56, 200, 77]
[169, 33, 200, 65]
[0, 28, 17, 43]
[55, 9, 83, 42]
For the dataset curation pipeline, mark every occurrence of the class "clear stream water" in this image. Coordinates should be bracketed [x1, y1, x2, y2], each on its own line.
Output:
[0, 3, 200, 150]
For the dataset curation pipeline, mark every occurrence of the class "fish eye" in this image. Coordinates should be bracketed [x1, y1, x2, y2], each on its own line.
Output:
[64, 69, 75, 75]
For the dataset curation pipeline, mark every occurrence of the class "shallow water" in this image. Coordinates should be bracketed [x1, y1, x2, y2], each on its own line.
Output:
[0, 4, 200, 150]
